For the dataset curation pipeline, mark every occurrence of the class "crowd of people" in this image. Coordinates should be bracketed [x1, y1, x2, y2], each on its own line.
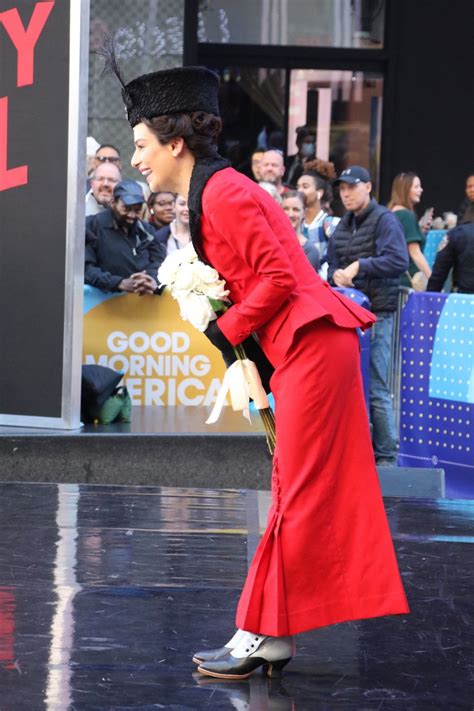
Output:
[83, 133, 474, 465]
[84, 134, 474, 300]
[85, 142, 185, 296]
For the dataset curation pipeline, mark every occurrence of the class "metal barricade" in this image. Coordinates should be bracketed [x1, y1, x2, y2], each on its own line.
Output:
[389, 286, 411, 431]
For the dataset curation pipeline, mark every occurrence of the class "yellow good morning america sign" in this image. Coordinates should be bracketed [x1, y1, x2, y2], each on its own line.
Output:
[83, 288, 226, 407]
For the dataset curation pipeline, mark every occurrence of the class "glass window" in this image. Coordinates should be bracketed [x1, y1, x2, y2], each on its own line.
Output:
[199, 0, 385, 48]
[214, 67, 383, 198]
[88, 0, 185, 178]
[215, 67, 286, 177]
[288, 69, 383, 194]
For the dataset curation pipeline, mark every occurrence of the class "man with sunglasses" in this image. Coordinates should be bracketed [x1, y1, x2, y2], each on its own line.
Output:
[85, 180, 165, 294]
[95, 144, 123, 172]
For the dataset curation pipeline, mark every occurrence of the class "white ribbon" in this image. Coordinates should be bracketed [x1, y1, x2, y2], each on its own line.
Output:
[206, 359, 269, 425]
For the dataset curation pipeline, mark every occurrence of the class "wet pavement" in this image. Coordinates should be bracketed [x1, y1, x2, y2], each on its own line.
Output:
[0, 482, 473, 710]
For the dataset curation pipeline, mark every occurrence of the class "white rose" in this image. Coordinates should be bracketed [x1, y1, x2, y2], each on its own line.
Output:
[193, 261, 220, 285]
[157, 250, 185, 286]
[178, 242, 198, 264]
[201, 281, 230, 301]
[172, 262, 200, 296]
[177, 292, 214, 331]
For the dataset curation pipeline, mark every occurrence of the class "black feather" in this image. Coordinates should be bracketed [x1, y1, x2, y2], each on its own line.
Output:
[96, 33, 126, 88]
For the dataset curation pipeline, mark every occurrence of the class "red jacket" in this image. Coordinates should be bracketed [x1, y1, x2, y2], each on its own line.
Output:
[200, 168, 375, 363]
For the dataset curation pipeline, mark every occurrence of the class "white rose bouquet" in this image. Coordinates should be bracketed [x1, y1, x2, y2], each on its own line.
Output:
[157, 242, 229, 330]
[158, 244, 276, 453]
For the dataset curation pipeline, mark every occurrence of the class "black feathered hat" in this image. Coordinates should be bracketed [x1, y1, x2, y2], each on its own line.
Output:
[122, 67, 220, 127]
[97, 36, 220, 127]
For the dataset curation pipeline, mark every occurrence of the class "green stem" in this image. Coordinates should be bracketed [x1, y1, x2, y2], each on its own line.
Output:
[233, 343, 247, 361]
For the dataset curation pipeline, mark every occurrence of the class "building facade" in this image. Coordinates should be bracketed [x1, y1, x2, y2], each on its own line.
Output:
[88, 0, 473, 214]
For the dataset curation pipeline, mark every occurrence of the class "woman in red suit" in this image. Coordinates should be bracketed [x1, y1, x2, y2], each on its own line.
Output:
[103, 54, 409, 679]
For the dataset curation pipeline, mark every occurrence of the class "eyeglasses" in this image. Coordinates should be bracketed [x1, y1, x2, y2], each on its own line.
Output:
[92, 176, 119, 184]
[96, 155, 120, 163]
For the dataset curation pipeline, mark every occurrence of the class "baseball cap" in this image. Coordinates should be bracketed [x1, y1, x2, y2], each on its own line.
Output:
[333, 166, 371, 185]
[113, 180, 144, 206]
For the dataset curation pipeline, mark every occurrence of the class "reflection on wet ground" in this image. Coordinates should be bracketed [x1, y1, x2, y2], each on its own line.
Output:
[0, 482, 473, 710]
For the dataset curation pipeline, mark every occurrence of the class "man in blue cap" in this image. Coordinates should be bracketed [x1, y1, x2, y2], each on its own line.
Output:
[327, 166, 409, 467]
[85, 179, 166, 294]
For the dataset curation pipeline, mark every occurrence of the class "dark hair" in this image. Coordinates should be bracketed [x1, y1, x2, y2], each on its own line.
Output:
[461, 205, 474, 224]
[295, 125, 315, 146]
[97, 143, 121, 156]
[144, 111, 222, 159]
[299, 170, 327, 192]
[147, 190, 176, 210]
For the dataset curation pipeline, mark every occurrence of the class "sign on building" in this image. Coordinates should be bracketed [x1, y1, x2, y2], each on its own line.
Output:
[0, 1, 89, 427]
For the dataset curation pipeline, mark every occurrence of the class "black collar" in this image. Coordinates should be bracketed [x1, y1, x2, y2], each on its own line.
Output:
[187, 154, 230, 263]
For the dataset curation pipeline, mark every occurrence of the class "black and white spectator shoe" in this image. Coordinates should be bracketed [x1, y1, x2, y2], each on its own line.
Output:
[197, 631, 295, 680]
[192, 628, 246, 665]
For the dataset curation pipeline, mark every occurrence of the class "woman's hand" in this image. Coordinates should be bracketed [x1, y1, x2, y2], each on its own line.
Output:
[419, 207, 434, 234]
[204, 320, 236, 367]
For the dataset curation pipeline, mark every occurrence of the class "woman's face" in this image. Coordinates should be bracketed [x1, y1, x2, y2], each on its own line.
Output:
[409, 175, 423, 205]
[296, 175, 320, 208]
[282, 197, 304, 232]
[131, 123, 177, 193]
[175, 195, 189, 227]
[151, 192, 175, 224]
[466, 176, 474, 202]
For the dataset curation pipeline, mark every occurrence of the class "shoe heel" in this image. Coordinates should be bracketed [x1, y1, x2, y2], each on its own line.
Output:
[264, 657, 292, 678]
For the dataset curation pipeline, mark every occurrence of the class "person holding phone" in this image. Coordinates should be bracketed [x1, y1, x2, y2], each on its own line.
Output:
[388, 172, 432, 289]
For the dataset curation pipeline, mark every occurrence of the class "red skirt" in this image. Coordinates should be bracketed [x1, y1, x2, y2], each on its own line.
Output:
[236, 318, 409, 636]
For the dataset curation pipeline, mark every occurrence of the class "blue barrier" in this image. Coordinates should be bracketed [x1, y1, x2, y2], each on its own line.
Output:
[424, 229, 447, 268]
[398, 292, 474, 498]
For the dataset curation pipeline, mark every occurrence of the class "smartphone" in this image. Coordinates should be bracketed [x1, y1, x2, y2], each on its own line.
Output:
[421, 208, 434, 227]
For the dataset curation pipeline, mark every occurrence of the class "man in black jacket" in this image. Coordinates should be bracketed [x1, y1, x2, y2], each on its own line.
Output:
[327, 166, 409, 466]
[427, 207, 474, 294]
[85, 180, 166, 294]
